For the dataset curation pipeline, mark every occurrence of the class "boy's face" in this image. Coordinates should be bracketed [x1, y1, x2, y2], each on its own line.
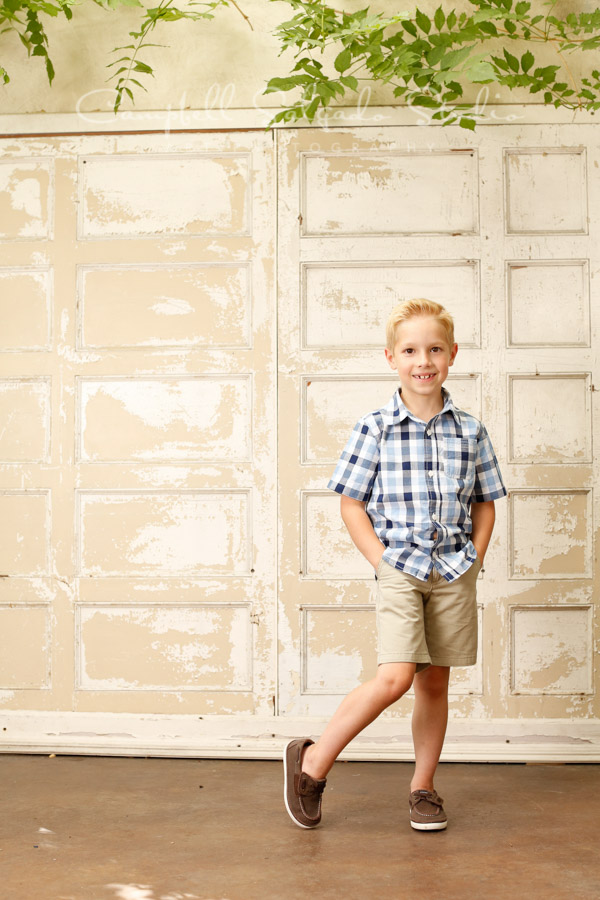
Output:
[385, 315, 458, 404]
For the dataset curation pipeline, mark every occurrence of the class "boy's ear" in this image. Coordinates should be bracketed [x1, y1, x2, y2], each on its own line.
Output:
[384, 347, 397, 370]
[449, 342, 458, 366]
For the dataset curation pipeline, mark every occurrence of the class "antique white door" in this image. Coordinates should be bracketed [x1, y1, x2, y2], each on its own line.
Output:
[277, 124, 599, 760]
[0, 130, 277, 750]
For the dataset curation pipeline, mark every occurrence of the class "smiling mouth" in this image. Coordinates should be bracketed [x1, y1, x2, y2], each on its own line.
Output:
[414, 374, 436, 380]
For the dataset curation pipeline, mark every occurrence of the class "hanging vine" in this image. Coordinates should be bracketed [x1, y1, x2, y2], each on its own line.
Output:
[264, 0, 600, 129]
[1, 0, 599, 128]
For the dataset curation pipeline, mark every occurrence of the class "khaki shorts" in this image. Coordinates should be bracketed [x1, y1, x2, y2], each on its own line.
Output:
[375, 556, 482, 671]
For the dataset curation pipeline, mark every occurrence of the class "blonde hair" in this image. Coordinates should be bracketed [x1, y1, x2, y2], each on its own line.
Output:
[386, 298, 455, 351]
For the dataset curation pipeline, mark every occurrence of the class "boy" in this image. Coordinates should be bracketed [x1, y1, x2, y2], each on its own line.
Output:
[284, 298, 506, 831]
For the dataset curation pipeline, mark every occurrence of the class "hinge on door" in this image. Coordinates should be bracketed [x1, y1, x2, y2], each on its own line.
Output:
[250, 613, 260, 625]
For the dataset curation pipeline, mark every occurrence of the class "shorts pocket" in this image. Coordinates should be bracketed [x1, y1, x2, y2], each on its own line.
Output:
[442, 437, 476, 479]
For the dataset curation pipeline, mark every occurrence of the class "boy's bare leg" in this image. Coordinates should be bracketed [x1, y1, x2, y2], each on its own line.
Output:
[302, 661, 416, 781]
[410, 665, 450, 792]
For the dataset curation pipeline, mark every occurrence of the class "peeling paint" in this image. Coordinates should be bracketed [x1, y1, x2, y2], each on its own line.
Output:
[1, 128, 597, 736]
[81, 154, 250, 238]
[0, 160, 52, 239]
[79, 377, 251, 462]
[78, 264, 250, 349]
[78, 603, 251, 691]
[302, 151, 477, 235]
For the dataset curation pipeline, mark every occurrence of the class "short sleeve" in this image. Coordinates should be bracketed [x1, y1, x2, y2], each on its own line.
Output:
[471, 423, 507, 502]
[327, 419, 380, 502]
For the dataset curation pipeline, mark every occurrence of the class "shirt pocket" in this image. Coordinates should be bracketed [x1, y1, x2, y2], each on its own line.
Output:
[442, 437, 476, 480]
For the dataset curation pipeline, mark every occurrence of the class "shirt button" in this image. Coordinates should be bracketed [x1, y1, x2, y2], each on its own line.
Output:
[428, 471, 433, 477]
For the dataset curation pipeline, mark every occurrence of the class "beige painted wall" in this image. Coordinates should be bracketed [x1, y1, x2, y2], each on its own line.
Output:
[0, 0, 595, 116]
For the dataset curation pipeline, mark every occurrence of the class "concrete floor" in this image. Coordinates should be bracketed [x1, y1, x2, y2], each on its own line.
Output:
[1, 756, 598, 900]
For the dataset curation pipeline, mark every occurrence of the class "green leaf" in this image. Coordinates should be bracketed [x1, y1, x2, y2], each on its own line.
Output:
[504, 49, 519, 72]
[427, 44, 447, 66]
[45, 54, 54, 84]
[415, 9, 431, 33]
[316, 81, 336, 102]
[264, 76, 300, 93]
[434, 6, 445, 30]
[466, 60, 496, 81]
[401, 20, 417, 37]
[521, 50, 534, 73]
[340, 74, 358, 90]
[471, 8, 508, 23]
[447, 10, 456, 29]
[459, 117, 476, 130]
[410, 94, 441, 107]
[305, 96, 320, 120]
[132, 60, 153, 74]
[334, 48, 352, 72]
[440, 45, 474, 70]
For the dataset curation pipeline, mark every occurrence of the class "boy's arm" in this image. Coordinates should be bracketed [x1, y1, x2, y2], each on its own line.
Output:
[470, 500, 495, 563]
[340, 495, 385, 570]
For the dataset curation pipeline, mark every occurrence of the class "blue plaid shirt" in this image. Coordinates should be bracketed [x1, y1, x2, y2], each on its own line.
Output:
[327, 388, 507, 582]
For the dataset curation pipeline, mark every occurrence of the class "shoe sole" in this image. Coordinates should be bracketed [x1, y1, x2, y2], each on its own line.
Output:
[410, 819, 448, 831]
[283, 738, 317, 829]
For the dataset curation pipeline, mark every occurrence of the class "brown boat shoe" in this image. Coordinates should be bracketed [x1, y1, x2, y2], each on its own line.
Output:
[409, 788, 448, 831]
[283, 738, 327, 829]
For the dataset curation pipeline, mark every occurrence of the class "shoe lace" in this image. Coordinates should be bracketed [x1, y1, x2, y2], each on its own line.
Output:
[413, 790, 443, 810]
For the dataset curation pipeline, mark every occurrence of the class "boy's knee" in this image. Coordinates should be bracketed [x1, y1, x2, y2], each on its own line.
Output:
[416, 665, 450, 697]
[376, 664, 415, 702]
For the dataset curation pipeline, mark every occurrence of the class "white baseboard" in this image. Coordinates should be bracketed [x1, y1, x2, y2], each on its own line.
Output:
[1, 712, 598, 762]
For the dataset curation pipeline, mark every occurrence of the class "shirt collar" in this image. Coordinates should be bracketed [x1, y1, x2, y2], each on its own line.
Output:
[380, 387, 459, 429]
